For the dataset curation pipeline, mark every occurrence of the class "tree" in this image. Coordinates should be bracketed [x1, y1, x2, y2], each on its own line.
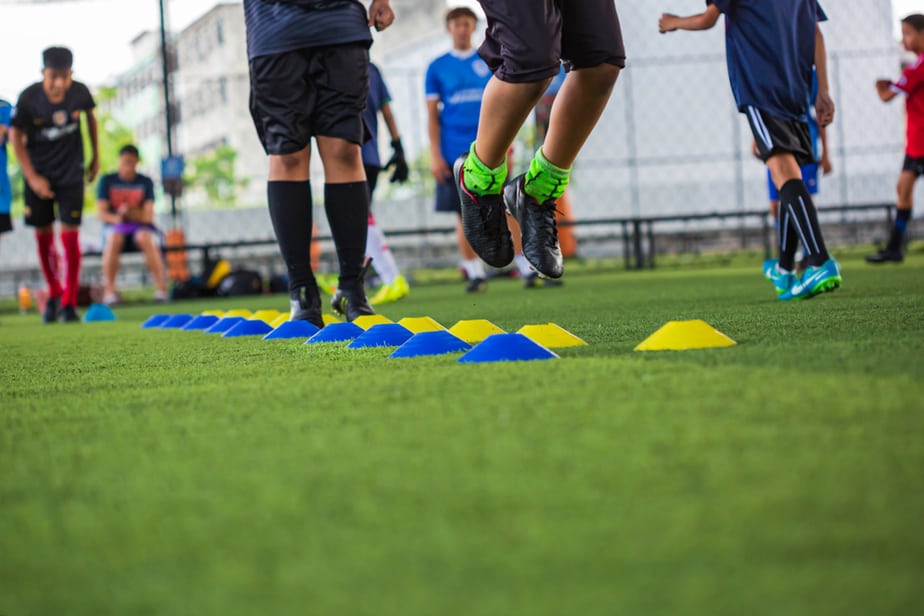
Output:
[182, 144, 248, 207]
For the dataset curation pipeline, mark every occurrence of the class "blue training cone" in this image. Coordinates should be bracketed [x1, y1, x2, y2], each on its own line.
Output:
[222, 319, 273, 338]
[348, 323, 414, 349]
[389, 330, 472, 359]
[142, 314, 170, 328]
[83, 303, 116, 323]
[159, 314, 194, 329]
[204, 316, 245, 334]
[306, 321, 364, 344]
[182, 314, 221, 331]
[263, 320, 320, 340]
[458, 333, 559, 363]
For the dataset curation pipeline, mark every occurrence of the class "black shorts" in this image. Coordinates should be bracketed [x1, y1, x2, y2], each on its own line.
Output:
[0, 213, 12, 234]
[902, 154, 924, 177]
[23, 182, 85, 227]
[435, 180, 460, 214]
[745, 106, 816, 167]
[478, 0, 625, 83]
[249, 43, 370, 155]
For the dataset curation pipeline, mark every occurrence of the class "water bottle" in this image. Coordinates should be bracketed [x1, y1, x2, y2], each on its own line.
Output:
[18, 286, 32, 314]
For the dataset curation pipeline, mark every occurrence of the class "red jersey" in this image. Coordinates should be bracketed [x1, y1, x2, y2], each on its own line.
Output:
[894, 53, 924, 157]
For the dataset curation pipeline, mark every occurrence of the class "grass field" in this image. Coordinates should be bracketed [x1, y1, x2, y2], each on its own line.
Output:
[2, 253, 923, 615]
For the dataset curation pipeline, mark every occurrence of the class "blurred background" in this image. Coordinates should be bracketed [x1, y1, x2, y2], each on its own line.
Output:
[0, 0, 920, 295]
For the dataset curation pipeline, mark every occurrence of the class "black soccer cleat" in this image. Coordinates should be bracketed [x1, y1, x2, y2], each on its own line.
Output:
[523, 272, 564, 289]
[865, 248, 903, 264]
[503, 175, 563, 279]
[42, 296, 60, 324]
[289, 284, 324, 329]
[331, 274, 375, 322]
[453, 154, 514, 268]
[59, 304, 80, 323]
[465, 277, 487, 293]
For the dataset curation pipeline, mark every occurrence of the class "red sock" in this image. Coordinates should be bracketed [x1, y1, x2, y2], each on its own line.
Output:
[35, 231, 63, 298]
[60, 229, 82, 308]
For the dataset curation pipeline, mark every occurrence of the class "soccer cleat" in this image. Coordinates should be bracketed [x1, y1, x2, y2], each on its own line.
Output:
[762, 259, 796, 296]
[465, 277, 487, 293]
[370, 275, 410, 306]
[865, 248, 903, 264]
[59, 304, 81, 323]
[290, 285, 324, 329]
[315, 273, 339, 296]
[42, 296, 60, 324]
[453, 155, 514, 268]
[779, 258, 841, 301]
[523, 272, 563, 289]
[503, 175, 563, 279]
[331, 282, 375, 322]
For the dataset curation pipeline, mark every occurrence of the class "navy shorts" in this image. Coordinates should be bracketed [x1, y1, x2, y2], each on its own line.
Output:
[249, 43, 370, 155]
[478, 0, 625, 83]
[0, 212, 12, 234]
[435, 180, 461, 214]
[745, 106, 816, 167]
[24, 182, 85, 227]
[902, 154, 924, 177]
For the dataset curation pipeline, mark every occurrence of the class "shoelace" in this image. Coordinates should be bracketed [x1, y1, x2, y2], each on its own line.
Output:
[533, 201, 560, 250]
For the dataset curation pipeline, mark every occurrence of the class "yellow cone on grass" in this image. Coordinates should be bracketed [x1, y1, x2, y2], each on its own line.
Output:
[322, 313, 342, 325]
[398, 316, 446, 333]
[269, 314, 289, 328]
[250, 309, 281, 324]
[201, 310, 224, 317]
[518, 323, 587, 349]
[224, 309, 252, 318]
[353, 314, 394, 329]
[448, 319, 506, 343]
[634, 319, 736, 351]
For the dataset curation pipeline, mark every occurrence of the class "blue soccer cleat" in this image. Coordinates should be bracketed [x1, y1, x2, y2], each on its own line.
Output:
[762, 258, 796, 296]
[779, 258, 841, 301]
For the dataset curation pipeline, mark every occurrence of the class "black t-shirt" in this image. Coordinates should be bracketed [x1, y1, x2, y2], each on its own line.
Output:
[11, 81, 95, 186]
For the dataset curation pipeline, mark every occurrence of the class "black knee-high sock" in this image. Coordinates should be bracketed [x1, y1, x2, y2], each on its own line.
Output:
[324, 182, 369, 288]
[778, 208, 801, 271]
[268, 180, 314, 292]
[887, 208, 912, 252]
[779, 179, 829, 267]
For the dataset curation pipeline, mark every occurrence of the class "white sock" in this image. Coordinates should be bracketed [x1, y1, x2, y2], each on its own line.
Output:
[462, 258, 485, 280]
[514, 254, 533, 277]
[365, 220, 399, 285]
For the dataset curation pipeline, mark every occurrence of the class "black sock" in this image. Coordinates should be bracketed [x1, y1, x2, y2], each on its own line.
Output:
[887, 208, 912, 252]
[777, 211, 800, 271]
[268, 180, 314, 293]
[779, 179, 829, 267]
[324, 182, 369, 289]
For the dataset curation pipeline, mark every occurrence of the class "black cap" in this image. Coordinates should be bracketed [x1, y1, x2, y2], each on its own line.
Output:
[43, 47, 73, 70]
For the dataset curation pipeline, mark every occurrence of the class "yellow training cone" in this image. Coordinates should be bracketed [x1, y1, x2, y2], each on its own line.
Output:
[398, 316, 446, 333]
[224, 309, 252, 318]
[518, 323, 587, 348]
[448, 319, 506, 343]
[322, 313, 342, 325]
[634, 319, 736, 351]
[353, 314, 394, 330]
[201, 309, 224, 317]
[250, 309, 281, 324]
[269, 313, 289, 328]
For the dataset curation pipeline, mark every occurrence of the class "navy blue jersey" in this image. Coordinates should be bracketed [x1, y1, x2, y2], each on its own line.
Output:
[362, 63, 391, 168]
[709, 0, 827, 121]
[243, 0, 371, 59]
[96, 171, 155, 215]
[10, 81, 95, 186]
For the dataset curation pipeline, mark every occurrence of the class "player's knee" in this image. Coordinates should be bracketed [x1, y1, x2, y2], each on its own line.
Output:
[274, 150, 309, 174]
[106, 233, 125, 252]
[575, 63, 621, 95]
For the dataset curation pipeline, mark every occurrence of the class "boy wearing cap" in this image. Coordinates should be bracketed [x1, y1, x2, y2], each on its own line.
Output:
[10, 46, 99, 323]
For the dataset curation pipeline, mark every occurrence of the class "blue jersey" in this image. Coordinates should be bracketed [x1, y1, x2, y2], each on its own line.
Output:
[362, 63, 391, 168]
[243, 0, 371, 60]
[96, 172, 156, 215]
[425, 49, 491, 163]
[709, 0, 827, 122]
[0, 98, 11, 214]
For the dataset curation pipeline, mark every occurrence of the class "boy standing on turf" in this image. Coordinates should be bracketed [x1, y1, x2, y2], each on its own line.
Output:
[661, 1, 841, 301]
[866, 14, 924, 265]
[10, 46, 99, 322]
[453, 1, 625, 281]
[243, 0, 394, 326]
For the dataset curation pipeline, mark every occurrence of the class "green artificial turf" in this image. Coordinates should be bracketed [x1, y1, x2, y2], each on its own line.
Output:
[2, 254, 923, 615]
